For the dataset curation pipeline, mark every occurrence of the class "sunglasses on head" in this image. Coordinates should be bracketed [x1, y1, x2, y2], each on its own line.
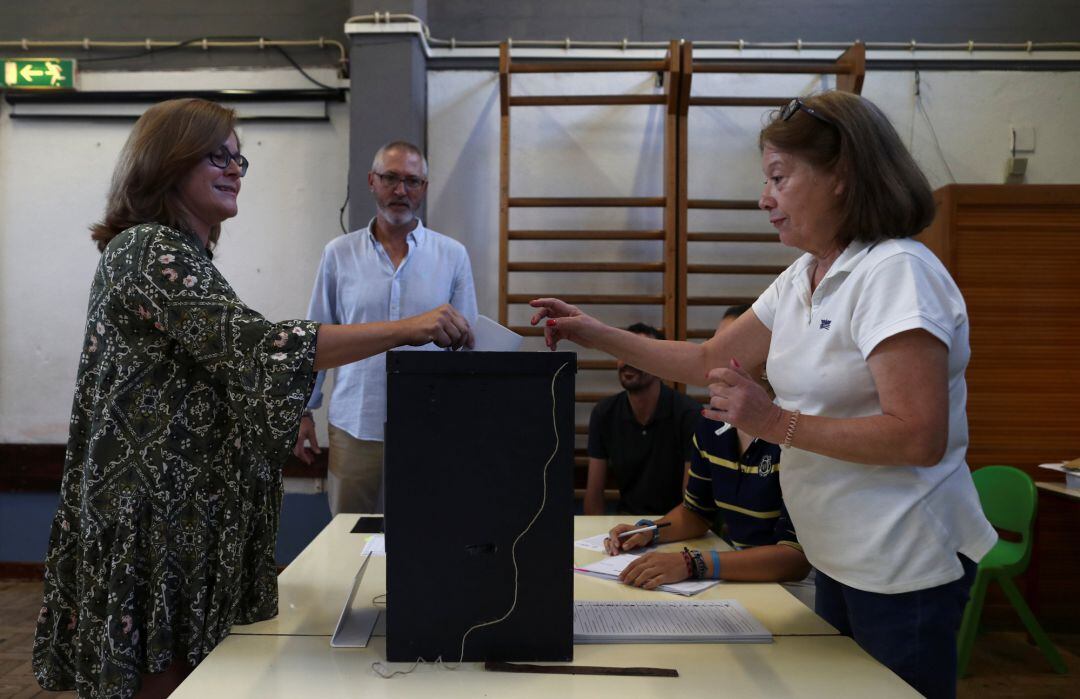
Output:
[780, 97, 835, 127]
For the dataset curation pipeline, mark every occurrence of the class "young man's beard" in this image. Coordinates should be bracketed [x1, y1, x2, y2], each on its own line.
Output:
[619, 366, 655, 393]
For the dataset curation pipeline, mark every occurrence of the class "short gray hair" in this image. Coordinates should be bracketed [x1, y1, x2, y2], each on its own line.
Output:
[371, 141, 428, 177]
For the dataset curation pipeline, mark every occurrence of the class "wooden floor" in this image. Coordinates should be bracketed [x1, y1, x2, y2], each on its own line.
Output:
[2, 579, 1078, 697]
[0, 581, 75, 698]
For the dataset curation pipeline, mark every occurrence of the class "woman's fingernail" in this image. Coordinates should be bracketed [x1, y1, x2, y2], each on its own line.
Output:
[731, 358, 741, 369]
[546, 319, 556, 327]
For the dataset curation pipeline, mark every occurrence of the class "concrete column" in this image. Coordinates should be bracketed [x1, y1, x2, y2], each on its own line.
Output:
[348, 0, 428, 230]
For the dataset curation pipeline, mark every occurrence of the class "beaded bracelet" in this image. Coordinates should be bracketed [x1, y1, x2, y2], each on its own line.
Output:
[689, 549, 707, 580]
[681, 548, 694, 578]
[781, 409, 801, 449]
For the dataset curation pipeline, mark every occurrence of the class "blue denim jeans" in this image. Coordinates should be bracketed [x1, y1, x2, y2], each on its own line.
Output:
[815, 555, 978, 699]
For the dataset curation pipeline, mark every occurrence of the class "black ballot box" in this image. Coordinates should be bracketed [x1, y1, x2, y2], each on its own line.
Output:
[383, 350, 576, 663]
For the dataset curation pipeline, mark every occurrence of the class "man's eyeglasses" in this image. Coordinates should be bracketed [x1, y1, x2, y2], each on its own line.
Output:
[208, 148, 249, 177]
[780, 98, 835, 127]
[373, 172, 427, 191]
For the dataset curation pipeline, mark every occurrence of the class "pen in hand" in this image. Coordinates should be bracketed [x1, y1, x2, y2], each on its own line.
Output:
[617, 522, 671, 539]
[605, 522, 671, 555]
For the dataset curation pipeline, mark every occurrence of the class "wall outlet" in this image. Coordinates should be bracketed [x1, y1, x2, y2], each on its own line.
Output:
[1011, 125, 1036, 153]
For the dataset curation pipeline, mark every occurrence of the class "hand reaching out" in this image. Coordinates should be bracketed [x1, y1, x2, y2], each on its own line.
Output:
[528, 297, 605, 350]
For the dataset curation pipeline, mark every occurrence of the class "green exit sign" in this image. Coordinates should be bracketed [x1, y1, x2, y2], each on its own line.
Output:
[3, 58, 77, 89]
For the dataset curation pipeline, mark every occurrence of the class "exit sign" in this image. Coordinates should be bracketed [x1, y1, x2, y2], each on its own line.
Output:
[2, 58, 76, 89]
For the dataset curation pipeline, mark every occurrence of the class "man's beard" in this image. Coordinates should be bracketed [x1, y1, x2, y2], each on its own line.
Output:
[619, 367, 653, 393]
[379, 201, 415, 226]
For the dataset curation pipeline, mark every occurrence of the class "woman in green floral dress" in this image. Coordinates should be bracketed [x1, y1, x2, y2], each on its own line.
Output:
[32, 98, 472, 698]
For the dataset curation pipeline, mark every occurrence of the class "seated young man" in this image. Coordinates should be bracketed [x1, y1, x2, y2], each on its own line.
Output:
[584, 322, 701, 516]
[604, 306, 812, 595]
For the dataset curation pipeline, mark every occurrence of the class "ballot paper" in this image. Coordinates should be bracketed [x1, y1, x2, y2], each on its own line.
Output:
[361, 533, 385, 557]
[575, 553, 720, 596]
[573, 600, 772, 644]
[574, 532, 657, 553]
[468, 314, 523, 352]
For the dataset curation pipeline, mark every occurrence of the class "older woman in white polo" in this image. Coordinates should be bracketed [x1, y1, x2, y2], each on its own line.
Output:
[531, 91, 995, 699]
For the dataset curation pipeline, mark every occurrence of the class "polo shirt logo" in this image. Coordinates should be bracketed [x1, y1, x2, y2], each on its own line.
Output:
[819, 319, 832, 330]
[758, 454, 774, 477]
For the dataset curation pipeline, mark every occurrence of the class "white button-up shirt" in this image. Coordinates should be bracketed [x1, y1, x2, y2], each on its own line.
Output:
[305, 219, 478, 440]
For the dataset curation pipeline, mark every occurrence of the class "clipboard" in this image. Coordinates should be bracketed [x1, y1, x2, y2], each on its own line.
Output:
[330, 552, 379, 648]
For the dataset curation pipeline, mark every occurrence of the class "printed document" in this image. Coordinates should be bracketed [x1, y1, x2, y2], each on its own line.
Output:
[574, 600, 772, 643]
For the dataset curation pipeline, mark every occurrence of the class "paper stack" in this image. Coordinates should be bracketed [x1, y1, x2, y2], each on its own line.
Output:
[573, 600, 772, 644]
[575, 553, 719, 596]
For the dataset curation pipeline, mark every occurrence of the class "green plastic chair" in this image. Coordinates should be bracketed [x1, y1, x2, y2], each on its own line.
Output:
[956, 465, 1067, 676]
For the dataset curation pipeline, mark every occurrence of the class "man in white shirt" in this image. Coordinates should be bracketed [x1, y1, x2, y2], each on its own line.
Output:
[293, 141, 478, 515]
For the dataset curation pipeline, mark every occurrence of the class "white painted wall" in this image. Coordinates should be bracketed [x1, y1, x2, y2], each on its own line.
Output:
[2, 62, 1078, 441]
[0, 69, 348, 443]
[425, 65, 1080, 412]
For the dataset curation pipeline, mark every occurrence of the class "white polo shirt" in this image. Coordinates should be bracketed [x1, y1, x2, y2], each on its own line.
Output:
[752, 238, 996, 594]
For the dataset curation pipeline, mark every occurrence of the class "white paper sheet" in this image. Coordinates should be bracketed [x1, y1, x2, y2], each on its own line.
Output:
[468, 314, 523, 352]
[575, 553, 720, 596]
[574, 533, 611, 552]
[574, 532, 658, 553]
[361, 534, 385, 557]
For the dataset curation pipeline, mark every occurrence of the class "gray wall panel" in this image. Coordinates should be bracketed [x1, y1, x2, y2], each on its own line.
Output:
[1, 0, 352, 70]
[4, 2, 1076, 54]
[348, 0, 428, 230]
[428, 0, 1080, 43]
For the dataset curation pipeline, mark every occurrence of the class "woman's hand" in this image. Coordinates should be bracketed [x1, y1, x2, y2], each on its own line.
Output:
[703, 359, 784, 441]
[618, 552, 690, 589]
[604, 523, 653, 555]
[402, 304, 474, 350]
[528, 298, 605, 350]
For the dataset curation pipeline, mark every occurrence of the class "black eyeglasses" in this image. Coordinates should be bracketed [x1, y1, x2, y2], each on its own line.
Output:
[373, 171, 427, 191]
[208, 147, 249, 177]
[780, 97, 835, 127]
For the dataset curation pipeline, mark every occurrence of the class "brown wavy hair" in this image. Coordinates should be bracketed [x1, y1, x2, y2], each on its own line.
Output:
[91, 98, 238, 252]
[759, 91, 935, 247]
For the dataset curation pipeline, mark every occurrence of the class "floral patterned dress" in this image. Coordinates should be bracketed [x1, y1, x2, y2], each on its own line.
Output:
[33, 224, 320, 698]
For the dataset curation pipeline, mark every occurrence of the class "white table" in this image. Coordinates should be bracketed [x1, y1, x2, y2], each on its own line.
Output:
[174, 515, 918, 698]
[174, 633, 917, 698]
[1036, 480, 1080, 502]
[233, 515, 835, 637]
